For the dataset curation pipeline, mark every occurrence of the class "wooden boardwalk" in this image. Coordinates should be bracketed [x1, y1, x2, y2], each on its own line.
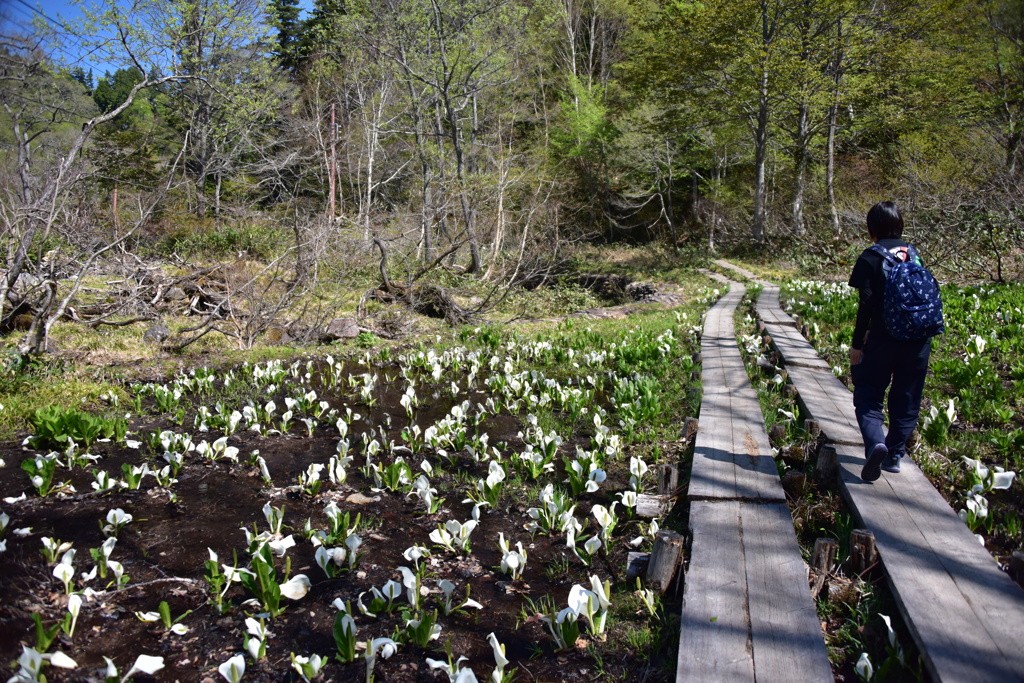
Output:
[677, 274, 832, 682]
[733, 265, 1024, 683]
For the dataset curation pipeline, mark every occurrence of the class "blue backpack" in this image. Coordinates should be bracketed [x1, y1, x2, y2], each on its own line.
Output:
[870, 244, 945, 341]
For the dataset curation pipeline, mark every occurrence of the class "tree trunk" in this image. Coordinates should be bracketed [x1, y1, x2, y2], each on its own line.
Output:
[214, 173, 222, 223]
[826, 18, 844, 236]
[751, 0, 772, 245]
[792, 101, 809, 236]
[752, 81, 769, 245]
[826, 100, 840, 235]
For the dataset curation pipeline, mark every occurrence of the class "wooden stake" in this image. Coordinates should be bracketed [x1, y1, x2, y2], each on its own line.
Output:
[1009, 551, 1024, 589]
[849, 529, 878, 576]
[770, 423, 787, 442]
[647, 530, 684, 595]
[781, 471, 806, 500]
[636, 494, 670, 518]
[810, 537, 838, 598]
[658, 464, 678, 495]
[804, 419, 820, 437]
[626, 552, 650, 582]
[816, 445, 838, 484]
[684, 417, 699, 439]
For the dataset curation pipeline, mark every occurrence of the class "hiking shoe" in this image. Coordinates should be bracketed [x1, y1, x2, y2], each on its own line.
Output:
[861, 443, 888, 482]
[882, 452, 902, 474]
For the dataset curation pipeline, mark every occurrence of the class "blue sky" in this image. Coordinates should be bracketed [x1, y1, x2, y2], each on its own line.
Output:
[1, 0, 313, 75]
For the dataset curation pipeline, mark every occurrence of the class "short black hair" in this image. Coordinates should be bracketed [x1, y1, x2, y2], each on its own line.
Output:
[866, 201, 904, 239]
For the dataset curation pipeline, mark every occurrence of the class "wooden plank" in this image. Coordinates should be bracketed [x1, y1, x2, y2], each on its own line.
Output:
[784, 364, 863, 446]
[756, 284, 798, 327]
[834, 445, 1024, 682]
[743, 502, 833, 682]
[689, 409, 737, 500]
[678, 501, 754, 681]
[715, 259, 758, 280]
[691, 290, 785, 501]
[700, 268, 733, 286]
[729, 397, 786, 502]
[764, 325, 832, 370]
[636, 493, 670, 518]
[755, 275, 1024, 683]
[679, 501, 831, 682]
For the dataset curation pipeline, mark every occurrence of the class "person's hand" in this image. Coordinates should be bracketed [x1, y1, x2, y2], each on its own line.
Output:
[849, 347, 863, 366]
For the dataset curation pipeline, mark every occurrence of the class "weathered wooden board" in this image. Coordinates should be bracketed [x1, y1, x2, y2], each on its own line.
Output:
[678, 500, 755, 681]
[782, 364, 863, 446]
[714, 259, 758, 280]
[834, 444, 1024, 682]
[699, 268, 734, 286]
[728, 398, 787, 502]
[636, 493, 670, 518]
[763, 324, 833, 370]
[744, 503, 834, 682]
[750, 272, 1024, 683]
[690, 280, 785, 502]
[755, 284, 799, 327]
[679, 501, 831, 682]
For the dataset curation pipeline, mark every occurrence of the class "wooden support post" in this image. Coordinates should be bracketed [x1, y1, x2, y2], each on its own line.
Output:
[782, 383, 797, 399]
[782, 471, 806, 500]
[636, 494, 670, 518]
[647, 530, 684, 595]
[784, 444, 807, 465]
[691, 352, 702, 365]
[690, 370, 702, 382]
[756, 356, 776, 373]
[816, 445, 838, 484]
[810, 537, 839, 598]
[801, 323, 810, 337]
[684, 417, 699, 439]
[658, 464, 678, 494]
[804, 419, 821, 437]
[849, 529, 878, 576]
[688, 388, 700, 404]
[1010, 551, 1024, 590]
[626, 552, 650, 582]
[770, 424, 787, 443]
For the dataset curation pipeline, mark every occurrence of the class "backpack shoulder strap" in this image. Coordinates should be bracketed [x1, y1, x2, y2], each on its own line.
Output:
[869, 243, 898, 264]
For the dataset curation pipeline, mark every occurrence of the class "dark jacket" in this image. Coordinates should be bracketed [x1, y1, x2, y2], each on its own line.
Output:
[848, 238, 919, 350]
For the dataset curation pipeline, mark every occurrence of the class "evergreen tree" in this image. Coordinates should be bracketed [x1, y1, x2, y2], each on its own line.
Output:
[269, 0, 304, 72]
[300, 0, 346, 63]
[70, 66, 93, 91]
[92, 67, 145, 114]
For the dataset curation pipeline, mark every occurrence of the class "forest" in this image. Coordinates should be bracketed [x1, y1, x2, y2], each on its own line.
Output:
[1, 0, 1022, 358]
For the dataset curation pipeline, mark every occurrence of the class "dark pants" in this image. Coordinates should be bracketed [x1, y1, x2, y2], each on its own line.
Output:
[852, 335, 930, 459]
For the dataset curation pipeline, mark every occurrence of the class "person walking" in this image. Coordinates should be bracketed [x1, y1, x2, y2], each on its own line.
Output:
[848, 201, 941, 482]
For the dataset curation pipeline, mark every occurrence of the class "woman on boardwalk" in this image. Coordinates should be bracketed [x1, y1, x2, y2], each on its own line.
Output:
[848, 201, 935, 482]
